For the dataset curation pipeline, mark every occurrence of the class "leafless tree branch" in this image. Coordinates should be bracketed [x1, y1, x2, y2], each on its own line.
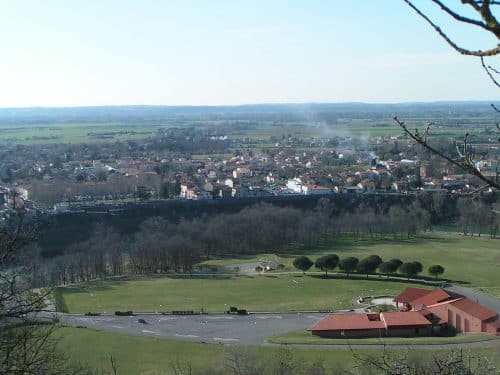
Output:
[403, 0, 500, 57]
[481, 56, 500, 86]
[394, 116, 500, 190]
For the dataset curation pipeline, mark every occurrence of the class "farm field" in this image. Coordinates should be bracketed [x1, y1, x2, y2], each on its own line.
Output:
[0, 117, 487, 145]
[57, 327, 500, 375]
[55, 233, 500, 313]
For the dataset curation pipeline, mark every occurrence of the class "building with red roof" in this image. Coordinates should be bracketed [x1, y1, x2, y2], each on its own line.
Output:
[393, 287, 431, 310]
[393, 287, 499, 335]
[426, 297, 499, 334]
[308, 311, 432, 338]
[308, 287, 500, 338]
[393, 287, 454, 311]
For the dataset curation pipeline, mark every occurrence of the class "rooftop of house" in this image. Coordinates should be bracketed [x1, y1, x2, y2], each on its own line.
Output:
[448, 298, 497, 321]
[411, 288, 453, 308]
[381, 311, 432, 327]
[308, 313, 385, 331]
[393, 287, 432, 304]
[308, 311, 433, 332]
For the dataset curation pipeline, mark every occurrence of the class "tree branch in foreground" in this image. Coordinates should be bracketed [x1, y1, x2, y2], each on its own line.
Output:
[393, 116, 500, 190]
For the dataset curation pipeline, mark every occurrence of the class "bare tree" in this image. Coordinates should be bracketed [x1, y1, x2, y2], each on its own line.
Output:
[0, 214, 92, 374]
[350, 345, 498, 374]
[402, 0, 499, 86]
[398, 1, 499, 191]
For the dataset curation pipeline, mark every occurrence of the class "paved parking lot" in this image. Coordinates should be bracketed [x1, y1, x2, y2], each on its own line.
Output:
[61, 312, 327, 345]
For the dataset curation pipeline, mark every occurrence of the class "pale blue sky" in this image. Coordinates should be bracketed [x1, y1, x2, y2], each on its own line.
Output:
[0, 1, 498, 107]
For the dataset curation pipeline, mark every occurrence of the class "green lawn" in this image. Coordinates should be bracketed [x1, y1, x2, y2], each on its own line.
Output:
[56, 233, 500, 313]
[55, 274, 418, 313]
[57, 327, 500, 375]
[203, 233, 500, 296]
[267, 329, 500, 346]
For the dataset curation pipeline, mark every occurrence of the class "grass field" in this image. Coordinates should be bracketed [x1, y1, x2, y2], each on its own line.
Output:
[57, 327, 500, 375]
[267, 330, 500, 345]
[55, 274, 418, 313]
[55, 233, 500, 313]
[202, 233, 500, 297]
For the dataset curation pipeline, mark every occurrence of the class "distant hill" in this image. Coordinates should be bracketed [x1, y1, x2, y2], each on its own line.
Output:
[0, 102, 498, 125]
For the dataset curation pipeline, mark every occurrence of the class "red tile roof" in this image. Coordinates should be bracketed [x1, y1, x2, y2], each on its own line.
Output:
[411, 289, 452, 307]
[381, 311, 432, 327]
[308, 314, 385, 331]
[393, 287, 431, 304]
[449, 298, 497, 321]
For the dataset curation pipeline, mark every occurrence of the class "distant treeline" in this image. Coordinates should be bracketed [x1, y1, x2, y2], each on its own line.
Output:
[1, 102, 498, 125]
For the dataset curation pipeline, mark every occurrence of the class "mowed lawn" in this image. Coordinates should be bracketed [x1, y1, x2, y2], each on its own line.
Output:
[56, 275, 415, 313]
[56, 233, 500, 313]
[57, 327, 500, 375]
[267, 330, 500, 345]
[204, 233, 500, 297]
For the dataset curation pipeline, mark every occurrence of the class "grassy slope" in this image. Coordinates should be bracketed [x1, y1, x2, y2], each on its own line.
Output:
[56, 233, 500, 313]
[57, 327, 500, 375]
[267, 330, 500, 345]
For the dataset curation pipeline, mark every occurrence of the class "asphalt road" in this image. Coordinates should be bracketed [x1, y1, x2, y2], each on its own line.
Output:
[59, 312, 327, 345]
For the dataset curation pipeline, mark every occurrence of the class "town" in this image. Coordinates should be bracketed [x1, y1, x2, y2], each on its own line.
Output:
[0, 106, 497, 221]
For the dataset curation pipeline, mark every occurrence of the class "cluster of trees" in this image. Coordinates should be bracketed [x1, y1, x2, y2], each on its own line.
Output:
[457, 198, 499, 238]
[293, 254, 445, 281]
[17, 191, 499, 288]
[26, 200, 437, 286]
[20, 188, 499, 288]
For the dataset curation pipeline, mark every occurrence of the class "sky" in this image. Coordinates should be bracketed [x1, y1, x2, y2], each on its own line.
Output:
[0, 1, 499, 107]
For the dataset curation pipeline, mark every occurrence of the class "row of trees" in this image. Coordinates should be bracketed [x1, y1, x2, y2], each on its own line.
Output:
[293, 254, 445, 280]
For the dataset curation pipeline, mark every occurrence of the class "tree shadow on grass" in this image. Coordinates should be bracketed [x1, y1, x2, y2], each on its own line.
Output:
[283, 234, 467, 256]
[306, 273, 470, 286]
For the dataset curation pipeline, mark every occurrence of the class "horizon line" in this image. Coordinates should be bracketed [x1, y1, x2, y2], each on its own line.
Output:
[1, 99, 499, 110]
